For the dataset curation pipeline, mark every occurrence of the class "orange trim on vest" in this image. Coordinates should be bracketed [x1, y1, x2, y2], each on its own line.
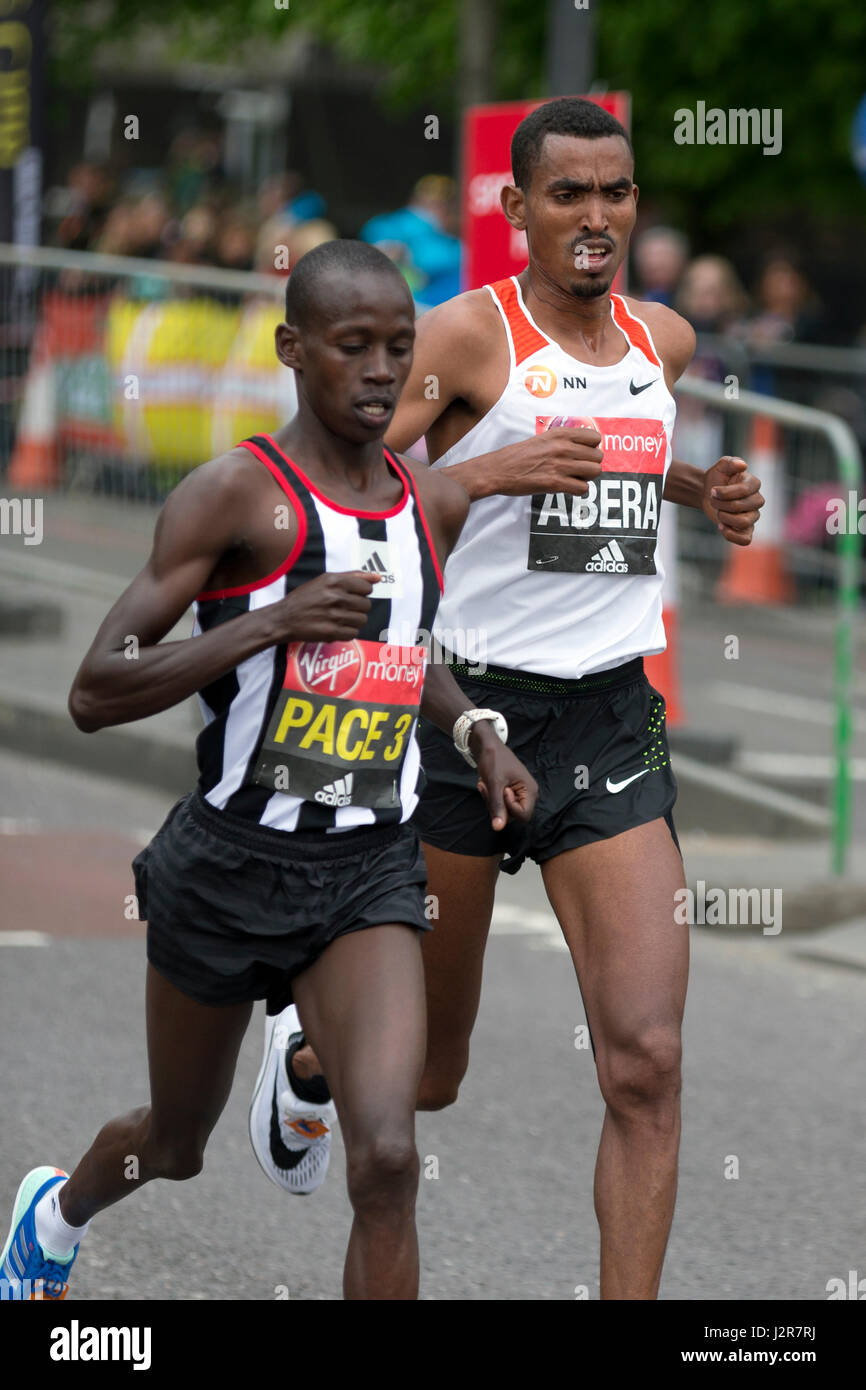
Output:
[488, 277, 549, 366]
[610, 295, 661, 369]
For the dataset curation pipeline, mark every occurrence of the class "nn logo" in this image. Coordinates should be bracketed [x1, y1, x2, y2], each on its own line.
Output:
[585, 540, 628, 573]
[524, 364, 557, 398]
[315, 773, 354, 807]
[826, 1270, 866, 1299]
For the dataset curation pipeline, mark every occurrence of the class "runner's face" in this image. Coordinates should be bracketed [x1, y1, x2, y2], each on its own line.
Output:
[512, 134, 637, 299]
[280, 270, 416, 443]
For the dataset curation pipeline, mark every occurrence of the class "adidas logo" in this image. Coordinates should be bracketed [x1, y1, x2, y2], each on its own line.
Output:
[361, 550, 395, 584]
[314, 773, 354, 807]
[585, 539, 629, 573]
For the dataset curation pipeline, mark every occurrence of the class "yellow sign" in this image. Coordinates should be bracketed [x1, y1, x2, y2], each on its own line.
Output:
[0, 10, 32, 169]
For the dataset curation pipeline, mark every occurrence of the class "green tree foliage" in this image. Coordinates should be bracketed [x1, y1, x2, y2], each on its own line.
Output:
[595, 0, 866, 228]
[54, 0, 866, 227]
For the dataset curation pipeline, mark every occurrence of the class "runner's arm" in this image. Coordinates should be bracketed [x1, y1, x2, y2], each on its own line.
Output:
[385, 294, 492, 457]
[69, 460, 292, 731]
[69, 460, 378, 731]
[643, 301, 765, 543]
[412, 464, 537, 825]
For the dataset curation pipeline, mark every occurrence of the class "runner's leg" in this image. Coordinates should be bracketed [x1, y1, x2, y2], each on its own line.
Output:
[291, 923, 426, 1300]
[291, 847, 501, 1113]
[415, 844, 500, 1111]
[59, 965, 253, 1226]
[541, 818, 688, 1300]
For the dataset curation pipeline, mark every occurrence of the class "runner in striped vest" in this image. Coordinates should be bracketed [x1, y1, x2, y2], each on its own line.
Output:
[2, 241, 535, 1303]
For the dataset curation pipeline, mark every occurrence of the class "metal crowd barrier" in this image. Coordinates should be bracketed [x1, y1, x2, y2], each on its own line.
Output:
[675, 374, 863, 875]
[0, 242, 288, 498]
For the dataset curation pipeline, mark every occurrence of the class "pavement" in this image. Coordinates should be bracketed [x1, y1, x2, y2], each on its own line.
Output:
[1, 489, 866, 1300]
[2, 747, 866, 1301]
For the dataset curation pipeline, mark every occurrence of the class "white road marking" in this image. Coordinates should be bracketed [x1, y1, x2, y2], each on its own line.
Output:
[733, 753, 866, 780]
[0, 551, 125, 602]
[672, 751, 831, 828]
[0, 932, 50, 947]
[0, 819, 158, 844]
[705, 681, 866, 732]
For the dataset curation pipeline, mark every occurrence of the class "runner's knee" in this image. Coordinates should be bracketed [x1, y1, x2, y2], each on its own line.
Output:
[597, 1024, 682, 1117]
[345, 1130, 419, 1215]
[142, 1123, 208, 1181]
[416, 1048, 470, 1110]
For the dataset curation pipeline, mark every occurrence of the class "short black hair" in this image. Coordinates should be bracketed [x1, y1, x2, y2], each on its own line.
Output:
[284, 239, 411, 325]
[511, 98, 633, 192]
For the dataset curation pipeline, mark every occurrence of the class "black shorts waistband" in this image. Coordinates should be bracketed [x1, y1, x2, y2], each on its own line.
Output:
[442, 655, 645, 697]
[188, 790, 407, 862]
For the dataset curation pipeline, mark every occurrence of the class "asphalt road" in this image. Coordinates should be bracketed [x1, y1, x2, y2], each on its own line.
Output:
[1, 748, 865, 1301]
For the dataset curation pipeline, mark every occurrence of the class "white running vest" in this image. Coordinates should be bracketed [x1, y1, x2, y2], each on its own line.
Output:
[431, 277, 677, 678]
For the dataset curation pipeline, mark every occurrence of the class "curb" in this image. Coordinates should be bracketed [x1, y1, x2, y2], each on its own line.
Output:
[671, 750, 831, 839]
[0, 691, 836, 844]
[0, 696, 196, 797]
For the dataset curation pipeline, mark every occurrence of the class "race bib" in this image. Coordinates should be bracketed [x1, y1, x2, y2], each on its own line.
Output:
[252, 639, 426, 808]
[527, 415, 666, 575]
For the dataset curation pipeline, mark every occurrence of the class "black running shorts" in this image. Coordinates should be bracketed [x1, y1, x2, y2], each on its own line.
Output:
[413, 656, 679, 874]
[133, 791, 430, 1010]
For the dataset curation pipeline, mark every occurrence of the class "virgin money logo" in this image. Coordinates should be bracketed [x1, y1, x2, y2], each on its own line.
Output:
[524, 364, 557, 398]
[295, 641, 362, 696]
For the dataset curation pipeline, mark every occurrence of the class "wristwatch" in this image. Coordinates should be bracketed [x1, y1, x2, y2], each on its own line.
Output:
[452, 708, 509, 768]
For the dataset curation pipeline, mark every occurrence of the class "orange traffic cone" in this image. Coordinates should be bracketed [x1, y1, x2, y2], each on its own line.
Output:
[716, 415, 792, 604]
[8, 335, 59, 490]
[645, 503, 684, 726]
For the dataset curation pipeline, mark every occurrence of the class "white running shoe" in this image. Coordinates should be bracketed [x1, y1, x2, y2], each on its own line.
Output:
[248, 1005, 336, 1195]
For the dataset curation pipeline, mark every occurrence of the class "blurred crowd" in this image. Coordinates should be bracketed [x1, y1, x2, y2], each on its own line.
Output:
[632, 225, 829, 348]
[47, 131, 843, 343]
[6, 135, 861, 521]
[46, 127, 462, 310]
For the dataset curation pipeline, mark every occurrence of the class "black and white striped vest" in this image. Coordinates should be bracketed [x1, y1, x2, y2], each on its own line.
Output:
[193, 434, 443, 833]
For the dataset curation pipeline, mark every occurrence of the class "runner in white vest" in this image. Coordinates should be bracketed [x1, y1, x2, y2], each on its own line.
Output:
[260, 98, 765, 1300]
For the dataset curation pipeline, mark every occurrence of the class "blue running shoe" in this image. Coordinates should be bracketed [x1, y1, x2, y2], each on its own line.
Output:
[1, 1167, 77, 1300]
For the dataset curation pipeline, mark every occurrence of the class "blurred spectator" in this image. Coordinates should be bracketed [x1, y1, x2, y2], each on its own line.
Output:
[745, 253, 825, 345]
[177, 204, 220, 264]
[94, 199, 139, 257]
[255, 216, 297, 276]
[675, 255, 749, 334]
[165, 127, 226, 214]
[287, 189, 328, 223]
[258, 170, 329, 228]
[671, 255, 747, 467]
[360, 175, 461, 307]
[125, 192, 173, 259]
[214, 211, 258, 273]
[287, 219, 338, 268]
[258, 172, 302, 223]
[52, 162, 117, 251]
[633, 226, 690, 306]
[91, 194, 175, 302]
